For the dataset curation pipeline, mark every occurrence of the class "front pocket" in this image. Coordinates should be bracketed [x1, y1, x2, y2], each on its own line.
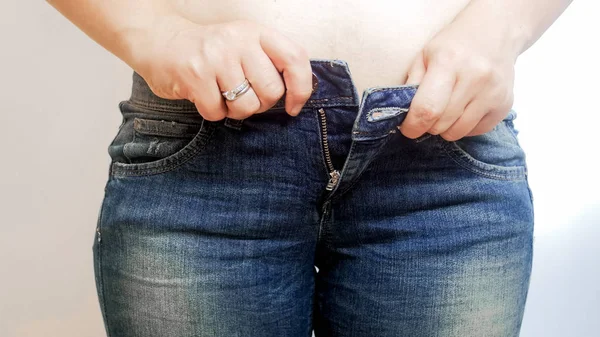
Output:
[108, 102, 217, 177]
[437, 120, 528, 181]
[124, 117, 203, 164]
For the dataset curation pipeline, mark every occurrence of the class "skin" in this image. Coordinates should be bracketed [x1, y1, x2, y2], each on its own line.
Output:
[126, 16, 314, 121]
[46, 0, 573, 140]
[402, 0, 573, 140]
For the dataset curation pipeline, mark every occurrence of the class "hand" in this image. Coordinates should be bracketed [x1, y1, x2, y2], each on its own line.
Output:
[401, 16, 520, 141]
[128, 16, 313, 121]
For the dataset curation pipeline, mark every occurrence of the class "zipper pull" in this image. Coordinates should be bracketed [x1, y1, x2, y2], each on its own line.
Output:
[326, 170, 341, 191]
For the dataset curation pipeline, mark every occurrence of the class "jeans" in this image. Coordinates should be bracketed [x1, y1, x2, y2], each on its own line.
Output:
[93, 58, 534, 337]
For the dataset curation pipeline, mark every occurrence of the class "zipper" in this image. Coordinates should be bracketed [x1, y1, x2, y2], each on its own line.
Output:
[318, 108, 341, 191]
[326, 169, 341, 191]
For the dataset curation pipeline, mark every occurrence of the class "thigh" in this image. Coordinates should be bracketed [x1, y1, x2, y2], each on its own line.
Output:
[92, 101, 325, 337]
[314, 121, 535, 337]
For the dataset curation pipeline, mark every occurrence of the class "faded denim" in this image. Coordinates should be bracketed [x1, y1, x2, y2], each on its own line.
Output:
[93, 58, 534, 337]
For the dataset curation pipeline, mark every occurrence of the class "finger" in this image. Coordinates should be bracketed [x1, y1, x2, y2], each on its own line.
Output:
[440, 100, 486, 141]
[400, 61, 456, 139]
[241, 49, 286, 113]
[216, 61, 262, 119]
[466, 107, 511, 136]
[428, 78, 477, 135]
[259, 28, 312, 116]
[404, 51, 426, 85]
[183, 69, 228, 121]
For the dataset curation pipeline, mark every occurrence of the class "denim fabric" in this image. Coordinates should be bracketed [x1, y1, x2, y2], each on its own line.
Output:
[93, 58, 534, 337]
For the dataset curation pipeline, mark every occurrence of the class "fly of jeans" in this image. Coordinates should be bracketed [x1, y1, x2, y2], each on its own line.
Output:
[318, 108, 341, 191]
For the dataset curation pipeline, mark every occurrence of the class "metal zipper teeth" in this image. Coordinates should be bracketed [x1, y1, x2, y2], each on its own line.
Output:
[318, 108, 341, 191]
[318, 108, 336, 173]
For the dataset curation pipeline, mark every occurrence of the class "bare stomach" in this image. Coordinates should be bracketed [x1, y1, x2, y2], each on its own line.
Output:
[173, 0, 471, 97]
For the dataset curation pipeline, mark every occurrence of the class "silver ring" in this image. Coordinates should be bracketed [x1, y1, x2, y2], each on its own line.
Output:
[221, 78, 251, 101]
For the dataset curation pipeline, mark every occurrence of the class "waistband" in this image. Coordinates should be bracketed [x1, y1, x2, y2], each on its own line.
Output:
[128, 58, 364, 113]
[126, 58, 516, 125]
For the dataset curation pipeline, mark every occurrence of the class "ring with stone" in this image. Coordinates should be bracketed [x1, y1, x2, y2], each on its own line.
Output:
[221, 78, 251, 101]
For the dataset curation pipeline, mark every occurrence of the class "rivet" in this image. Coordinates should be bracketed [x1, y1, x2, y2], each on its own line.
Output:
[311, 73, 319, 93]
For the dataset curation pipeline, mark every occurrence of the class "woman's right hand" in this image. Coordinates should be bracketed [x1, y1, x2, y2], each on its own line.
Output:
[127, 16, 314, 121]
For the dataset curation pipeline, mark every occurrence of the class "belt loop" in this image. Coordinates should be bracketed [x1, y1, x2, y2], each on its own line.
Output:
[224, 117, 244, 130]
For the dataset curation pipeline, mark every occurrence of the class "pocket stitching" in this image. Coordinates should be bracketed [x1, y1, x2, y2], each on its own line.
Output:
[438, 135, 527, 181]
[111, 120, 216, 177]
[133, 117, 202, 138]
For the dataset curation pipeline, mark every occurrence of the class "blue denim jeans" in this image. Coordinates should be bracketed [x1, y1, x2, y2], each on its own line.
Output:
[93, 58, 534, 337]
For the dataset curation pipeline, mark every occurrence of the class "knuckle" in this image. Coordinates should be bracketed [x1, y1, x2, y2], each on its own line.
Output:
[262, 81, 286, 102]
[201, 43, 232, 66]
[208, 49, 236, 69]
[216, 23, 242, 41]
[412, 103, 441, 124]
[490, 88, 514, 110]
[431, 47, 461, 66]
[182, 58, 209, 79]
[285, 47, 309, 64]
[171, 82, 188, 99]
[471, 59, 494, 79]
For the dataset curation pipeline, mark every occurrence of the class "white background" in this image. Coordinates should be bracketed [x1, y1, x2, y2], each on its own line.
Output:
[0, 1, 597, 336]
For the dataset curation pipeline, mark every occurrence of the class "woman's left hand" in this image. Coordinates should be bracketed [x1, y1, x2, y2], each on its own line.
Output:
[400, 11, 524, 141]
